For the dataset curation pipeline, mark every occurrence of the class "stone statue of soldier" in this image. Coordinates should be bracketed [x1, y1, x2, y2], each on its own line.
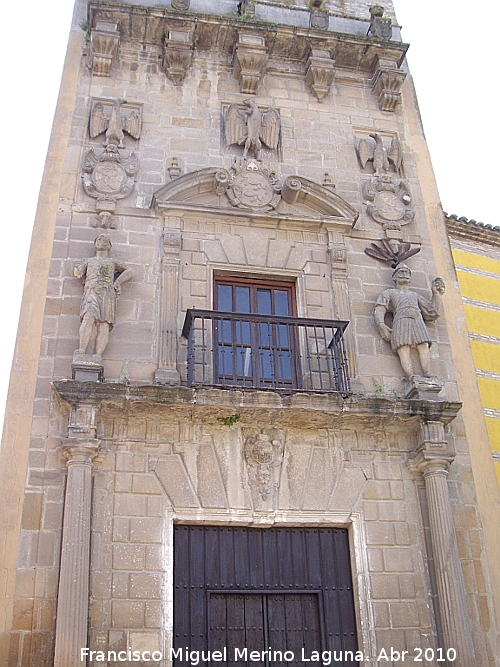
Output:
[74, 234, 133, 360]
[374, 264, 445, 379]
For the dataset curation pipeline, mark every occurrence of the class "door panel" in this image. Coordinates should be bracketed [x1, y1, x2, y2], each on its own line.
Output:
[173, 526, 359, 665]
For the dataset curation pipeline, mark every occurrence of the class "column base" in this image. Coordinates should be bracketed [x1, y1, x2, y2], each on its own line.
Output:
[154, 367, 180, 386]
[405, 375, 444, 401]
[72, 351, 104, 382]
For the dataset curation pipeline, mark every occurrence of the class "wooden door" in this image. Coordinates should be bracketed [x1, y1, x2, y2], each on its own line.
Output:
[173, 526, 359, 665]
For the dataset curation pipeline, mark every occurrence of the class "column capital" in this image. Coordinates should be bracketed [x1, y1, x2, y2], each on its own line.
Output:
[61, 439, 102, 466]
[408, 448, 455, 478]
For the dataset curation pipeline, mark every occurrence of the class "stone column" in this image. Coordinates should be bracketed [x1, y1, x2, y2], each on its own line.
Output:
[410, 421, 475, 666]
[154, 228, 181, 385]
[54, 404, 100, 667]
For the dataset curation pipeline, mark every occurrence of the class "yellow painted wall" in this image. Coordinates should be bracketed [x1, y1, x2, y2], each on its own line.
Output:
[477, 377, 500, 410]
[486, 417, 500, 452]
[452, 250, 500, 276]
[452, 248, 500, 276]
[463, 305, 500, 338]
[469, 340, 500, 374]
[454, 271, 500, 305]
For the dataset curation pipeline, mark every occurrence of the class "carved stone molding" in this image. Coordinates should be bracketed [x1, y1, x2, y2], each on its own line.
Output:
[163, 29, 193, 85]
[89, 21, 120, 77]
[305, 48, 335, 101]
[233, 33, 268, 95]
[371, 57, 406, 112]
[244, 428, 285, 508]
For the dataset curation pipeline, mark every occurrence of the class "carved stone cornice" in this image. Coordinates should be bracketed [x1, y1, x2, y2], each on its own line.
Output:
[163, 29, 194, 85]
[89, 21, 120, 77]
[305, 48, 335, 101]
[233, 33, 268, 95]
[89, 3, 408, 78]
[371, 56, 406, 112]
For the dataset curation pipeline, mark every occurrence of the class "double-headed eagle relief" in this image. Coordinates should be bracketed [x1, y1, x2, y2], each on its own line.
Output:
[225, 100, 281, 160]
[90, 99, 142, 148]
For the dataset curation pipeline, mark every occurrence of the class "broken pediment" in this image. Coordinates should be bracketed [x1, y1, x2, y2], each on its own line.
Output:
[152, 161, 358, 229]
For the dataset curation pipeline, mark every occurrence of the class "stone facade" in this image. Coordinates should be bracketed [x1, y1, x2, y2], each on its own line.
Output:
[1, 1, 499, 666]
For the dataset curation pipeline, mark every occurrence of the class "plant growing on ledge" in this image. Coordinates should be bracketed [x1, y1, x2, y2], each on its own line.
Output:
[217, 414, 241, 427]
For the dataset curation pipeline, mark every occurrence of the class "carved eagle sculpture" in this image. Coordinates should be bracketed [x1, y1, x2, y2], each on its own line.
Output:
[225, 100, 281, 159]
[358, 133, 402, 176]
[90, 100, 142, 148]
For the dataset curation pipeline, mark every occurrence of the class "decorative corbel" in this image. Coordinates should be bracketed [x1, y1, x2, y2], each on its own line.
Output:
[305, 47, 335, 101]
[163, 29, 194, 85]
[233, 33, 268, 95]
[89, 21, 120, 77]
[371, 56, 406, 112]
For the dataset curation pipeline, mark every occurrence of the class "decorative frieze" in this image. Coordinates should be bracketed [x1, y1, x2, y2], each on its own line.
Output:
[89, 21, 120, 77]
[163, 29, 194, 85]
[305, 48, 335, 101]
[233, 33, 268, 95]
[371, 56, 407, 112]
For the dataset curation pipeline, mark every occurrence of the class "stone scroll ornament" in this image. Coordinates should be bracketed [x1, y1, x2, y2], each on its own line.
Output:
[73, 234, 133, 370]
[244, 428, 285, 503]
[374, 264, 445, 398]
[358, 133, 414, 231]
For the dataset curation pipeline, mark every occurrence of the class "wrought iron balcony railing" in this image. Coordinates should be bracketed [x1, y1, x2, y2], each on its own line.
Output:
[182, 309, 351, 394]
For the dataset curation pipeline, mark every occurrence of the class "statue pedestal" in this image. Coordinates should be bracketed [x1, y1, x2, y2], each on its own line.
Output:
[72, 351, 104, 382]
[405, 375, 444, 401]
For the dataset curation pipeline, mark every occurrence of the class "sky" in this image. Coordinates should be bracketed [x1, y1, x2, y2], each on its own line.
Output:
[0, 0, 496, 435]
